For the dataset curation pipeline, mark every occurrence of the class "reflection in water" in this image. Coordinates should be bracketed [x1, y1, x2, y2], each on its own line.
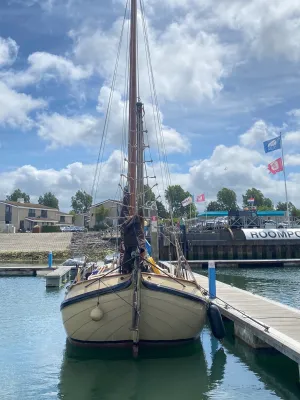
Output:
[58, 338, 227, 400]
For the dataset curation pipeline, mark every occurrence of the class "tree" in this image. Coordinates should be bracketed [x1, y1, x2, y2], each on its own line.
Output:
[276, 201, 300, 217]
[71, 190, 92, 213]
[206, 201, 224, 211]
[94, 205, 111, 230]
[6, 189, 30, 203]
[144, 185, 169, 218]
[242, 188, 265, 207]
[165, 185, 197, 218]
[216, 188, 238, 210]
[38, 192, 59, 209]
[156, 200, 169, 219]
[276, 201, 294, 211]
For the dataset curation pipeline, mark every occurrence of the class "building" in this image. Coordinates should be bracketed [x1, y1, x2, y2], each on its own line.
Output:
[0, 200, 73, 231]
[89, 199, 152, 230]
[89, 200, 122, 229]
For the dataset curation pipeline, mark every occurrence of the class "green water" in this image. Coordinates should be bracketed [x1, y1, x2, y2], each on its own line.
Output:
[1, 269, 300, 400]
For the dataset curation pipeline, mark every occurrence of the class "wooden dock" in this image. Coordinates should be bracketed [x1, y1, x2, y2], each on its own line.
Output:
[171, 259, 300, 267]
[0, 264, 50, 276]
[195, 273, 300, 379]
[45, 266, 72, 288]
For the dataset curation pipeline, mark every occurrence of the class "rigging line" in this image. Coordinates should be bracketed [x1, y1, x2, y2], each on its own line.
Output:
[92, 0, 129, 203]
[139, 2, 167, 204]
[140, 0, 176, 219]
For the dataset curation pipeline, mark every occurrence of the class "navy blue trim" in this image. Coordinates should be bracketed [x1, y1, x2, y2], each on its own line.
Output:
[69, 337, 196, 347]
[60, 278, 132, 310]
[142, 279, 207, 305]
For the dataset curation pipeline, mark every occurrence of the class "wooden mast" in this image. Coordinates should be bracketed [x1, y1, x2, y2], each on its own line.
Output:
[128, 0, 138, 215]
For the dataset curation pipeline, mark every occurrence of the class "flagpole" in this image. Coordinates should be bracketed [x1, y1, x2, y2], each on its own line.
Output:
[280, 132, 290, 226]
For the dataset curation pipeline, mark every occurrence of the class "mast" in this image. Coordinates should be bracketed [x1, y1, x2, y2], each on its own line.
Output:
[128, 0, 138, 215]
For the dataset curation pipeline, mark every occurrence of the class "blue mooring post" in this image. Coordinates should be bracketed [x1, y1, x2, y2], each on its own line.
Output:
[48, 251, 53, 268]
[208, 260, 216, 299]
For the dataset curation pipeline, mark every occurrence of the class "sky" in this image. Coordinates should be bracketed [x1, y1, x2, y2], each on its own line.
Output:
[0, 0, 300, 212]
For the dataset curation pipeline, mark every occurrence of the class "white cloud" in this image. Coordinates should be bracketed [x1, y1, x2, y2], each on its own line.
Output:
[287, 109, 300, 118]
[71, 12, 234, 104]
[2, 144, 300, 213]
[285, 154, 300, 166]
[0, 82, 46, 128]
[0, 52, 91, 88]
[239, 120, 282, 147]
[36, 113, 99, 149]
[285, 131, 300, 145]
[36, 86, 189, 153]
[0, 151, 123, 211]
[0, 37, 18, 67]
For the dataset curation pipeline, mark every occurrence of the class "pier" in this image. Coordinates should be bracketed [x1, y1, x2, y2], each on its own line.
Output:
[172, 259, 300, 268]
[45, 266, 72, 288]
[195, 273, 300, 380]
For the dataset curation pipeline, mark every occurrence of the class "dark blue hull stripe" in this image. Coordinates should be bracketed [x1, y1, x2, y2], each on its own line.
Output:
[60, 278, 132, 310]
[69, 337, 198, 347]
[142, 279, 207, 305]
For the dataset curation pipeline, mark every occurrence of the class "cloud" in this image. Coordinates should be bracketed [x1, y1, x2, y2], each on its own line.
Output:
[36, 112, 99, 148]
[285, 154, 300, 166]
[36, 86, 189, 153]
[0, 37, 18, 67]
[71, 12, 234, 104]
[285, 131, 300, 146]
[0, 52, 92, 88]
[239, 120, 283, 147]
[0, 81, 46, 128]
[0, 150, 123, 211]
[2, 144, 300, 213]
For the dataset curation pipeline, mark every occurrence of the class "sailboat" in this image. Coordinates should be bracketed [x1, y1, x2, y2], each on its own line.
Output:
[61, 0, 221, 355]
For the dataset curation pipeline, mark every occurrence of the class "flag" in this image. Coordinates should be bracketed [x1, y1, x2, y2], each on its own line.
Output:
[196, 193, 205, 203]
[263, 136, 281, 153]
[181, 196, 193, 207]
[247, 197, 255, 204]
[268, 157, 283, 174]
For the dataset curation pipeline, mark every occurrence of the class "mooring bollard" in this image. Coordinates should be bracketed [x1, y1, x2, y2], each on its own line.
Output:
[48, 251, 53, 268]
[208, 260, 216, 299]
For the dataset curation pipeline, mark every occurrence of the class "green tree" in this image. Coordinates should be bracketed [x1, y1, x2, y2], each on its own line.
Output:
[95, 205, 110, 230]
[71, 190, 92, 213]
[165, 185, 197, 218]
[217, 188, 238, 210]
[156, 200, 169, 219]
[242, 188, 265, 207]
[144, 185, 169, 218]
[6, 189, 30, 203]
[38, 192, 59, 209]
[206, 201, 224, 211]
[276, 201, 300, 217]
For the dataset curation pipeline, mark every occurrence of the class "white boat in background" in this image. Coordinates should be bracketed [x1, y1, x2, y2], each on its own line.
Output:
[60, 0, 224, 356]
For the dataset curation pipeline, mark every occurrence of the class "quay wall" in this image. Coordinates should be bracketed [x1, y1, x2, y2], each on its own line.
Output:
[159, 229, 300, 264]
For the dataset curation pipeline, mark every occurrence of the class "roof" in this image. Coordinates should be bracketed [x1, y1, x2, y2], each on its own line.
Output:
[1, 200, 57, 210]
[57, 211, 72, 216]
[25, 217, 58, 222]
[198, 210, 285, 217]
[91, 199, 123, 208]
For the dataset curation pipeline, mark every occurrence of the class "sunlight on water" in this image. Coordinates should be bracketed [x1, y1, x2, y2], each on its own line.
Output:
[0, 271, 299, 400]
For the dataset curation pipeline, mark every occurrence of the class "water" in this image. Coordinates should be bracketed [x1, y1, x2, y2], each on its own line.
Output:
[0, 269, 299, 400]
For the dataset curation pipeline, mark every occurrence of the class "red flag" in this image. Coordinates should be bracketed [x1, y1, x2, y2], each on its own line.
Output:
[196, 193, 205, 202]
[268, 157, 283, 175]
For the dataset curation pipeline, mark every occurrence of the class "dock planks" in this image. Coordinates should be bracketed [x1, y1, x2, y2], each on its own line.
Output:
[195, 273, 300, 372]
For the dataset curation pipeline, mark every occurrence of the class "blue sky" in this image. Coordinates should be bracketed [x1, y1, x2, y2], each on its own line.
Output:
[0, 0, 300, 211]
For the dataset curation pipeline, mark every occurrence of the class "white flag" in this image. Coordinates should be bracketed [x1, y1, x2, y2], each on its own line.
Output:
[181, 196, 193, 207]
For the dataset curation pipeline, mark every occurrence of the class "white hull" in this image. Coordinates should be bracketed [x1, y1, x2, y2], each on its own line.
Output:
[61, 272, 207, 346]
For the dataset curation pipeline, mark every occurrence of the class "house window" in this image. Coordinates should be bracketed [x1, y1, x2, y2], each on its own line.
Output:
[60, 216, 65, 223]
[41, 210, 47, 218]
[5, 205, 11, 213]
[28, 209, 35, 217]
